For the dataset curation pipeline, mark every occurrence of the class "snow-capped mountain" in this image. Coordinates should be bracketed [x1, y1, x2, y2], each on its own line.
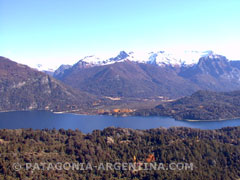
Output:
[146, 50, 213, 66]
[54, 52, 240, 99]
[32, 50, 231, 74]
[74, 51, 131, 68]
[73, 50, 215, 69]
[35, 50, 222, 73]
[53, 64, 72, 77]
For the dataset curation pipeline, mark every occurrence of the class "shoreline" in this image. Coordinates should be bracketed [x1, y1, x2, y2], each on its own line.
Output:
[1, 110, 240, 122]
[182, 117, 240, 122]
[0, 109, 96, 116]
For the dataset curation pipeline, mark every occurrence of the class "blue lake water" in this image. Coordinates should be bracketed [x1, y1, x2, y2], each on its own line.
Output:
[0, 111, 240, 133]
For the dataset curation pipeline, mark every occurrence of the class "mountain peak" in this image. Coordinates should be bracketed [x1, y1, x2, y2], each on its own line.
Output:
[78, 55, 102, 64]
[109, 51, 129, 61]
[53, 64, 72, 77]
[146, 50, 213, 66]
[199, 52, 228, 62]
[208, 53, 226, 60]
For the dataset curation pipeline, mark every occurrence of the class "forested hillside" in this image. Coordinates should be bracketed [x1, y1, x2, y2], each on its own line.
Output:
[134, 90, 240, 121]
[0, 127, 239, 179]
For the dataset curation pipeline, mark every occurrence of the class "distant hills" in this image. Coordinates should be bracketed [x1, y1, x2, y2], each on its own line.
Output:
[54, 51, 240, 99]
[134, 90, 240, 121]
[0, 57, 96, 112]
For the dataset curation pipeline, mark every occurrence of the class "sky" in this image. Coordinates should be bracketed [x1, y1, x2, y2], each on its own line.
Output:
[1, 0, 240, 69]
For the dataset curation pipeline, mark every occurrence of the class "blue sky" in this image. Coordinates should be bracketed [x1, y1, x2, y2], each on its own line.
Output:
[1, 0, 240, 69]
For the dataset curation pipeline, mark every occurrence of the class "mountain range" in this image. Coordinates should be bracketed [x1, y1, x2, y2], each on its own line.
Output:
[52, 50, 213, 72]
[53, 51, 240, 99]
[2, 50, 240, 114]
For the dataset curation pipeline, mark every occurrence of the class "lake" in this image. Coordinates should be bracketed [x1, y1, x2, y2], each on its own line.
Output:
[0, 111, 240, 133]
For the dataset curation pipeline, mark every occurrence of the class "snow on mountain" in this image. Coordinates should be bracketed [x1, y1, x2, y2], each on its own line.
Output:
[33, 50, 218, 73]
[78, 55, 104, 65]
[27, 50, 228, 73]
[146, 50, 213, 66]
[30, 64, 56, 72]
[75, 50, 215, 67]
[53, 64, 72, 77]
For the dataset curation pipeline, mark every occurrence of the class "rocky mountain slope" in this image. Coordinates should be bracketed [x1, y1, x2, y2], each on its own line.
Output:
[179, 54, 240, 91]
[0, 56, 96, 112]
